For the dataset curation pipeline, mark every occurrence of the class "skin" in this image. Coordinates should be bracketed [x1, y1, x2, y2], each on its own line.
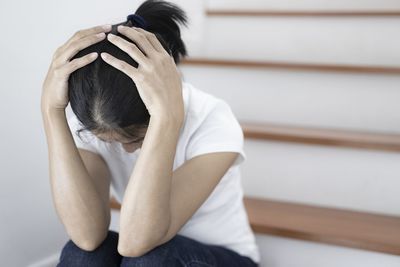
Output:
[95, 129, 147, 153]
[41, 24, 114, 251]
[41, 23, 239, 257]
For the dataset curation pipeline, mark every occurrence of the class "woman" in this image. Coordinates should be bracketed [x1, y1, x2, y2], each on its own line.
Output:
[41, 0, 260, 266]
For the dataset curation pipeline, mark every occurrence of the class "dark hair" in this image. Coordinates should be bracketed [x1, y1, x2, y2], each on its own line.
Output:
[68, 0, 188, 142]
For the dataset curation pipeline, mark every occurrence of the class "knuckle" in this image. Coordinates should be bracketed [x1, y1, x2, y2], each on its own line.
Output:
[52, 59, 62, 68]
[69, 39, 78, 48]
[53, 67, 63, 77]
[53, 46, 63, 58]
[69, 41, 80, 53]
[74, 30, 83, 38]
[149, 32, 157, 40]
[137, 32, 146, 40]
[127, 43, 137, 54]
[142, 61, 153, 70]
[55, 46, 62, 54]
[70, 59, 80, 68]
[69, 48, 79, 57]
[52, 52, 59, 61]
[119, 63, 128, 70]
[160, 53, 173, 63]
[92, 33, 104, 41]
[146, 65, 155, 72]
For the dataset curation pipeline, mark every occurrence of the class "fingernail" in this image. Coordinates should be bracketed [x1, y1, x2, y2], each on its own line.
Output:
[96, 32, 105, 38]
[101, 53, 108, 59]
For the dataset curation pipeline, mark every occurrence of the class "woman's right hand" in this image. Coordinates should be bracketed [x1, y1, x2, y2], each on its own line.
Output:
[41, 24, 112, 112]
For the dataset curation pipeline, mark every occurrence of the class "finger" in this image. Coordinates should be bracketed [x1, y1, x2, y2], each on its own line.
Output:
[55, 24, 112, 59]
[66, 24, 112, 46]
[107, 33, 148, 67]
[55, 32, 106, 65]
[134, 27, 167, 54]
[100, 52, 142, 81]
[56, 52, 98, 79]
[117, 25, 157, 59]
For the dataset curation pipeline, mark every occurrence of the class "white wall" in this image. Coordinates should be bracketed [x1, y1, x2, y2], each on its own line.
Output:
[207, 0, 400, 11]
[1, 0, 399, 266]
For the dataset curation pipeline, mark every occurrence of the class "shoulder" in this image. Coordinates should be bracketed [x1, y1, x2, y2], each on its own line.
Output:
[181, 81, 235, 126]
[179, 82, 246, 167]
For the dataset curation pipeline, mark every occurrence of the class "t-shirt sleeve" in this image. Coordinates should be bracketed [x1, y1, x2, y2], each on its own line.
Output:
[185, 100, 247, 168]
[66, 114, 99, 154]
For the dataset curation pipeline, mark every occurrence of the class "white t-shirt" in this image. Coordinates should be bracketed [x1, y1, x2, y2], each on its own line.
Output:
[67, 81, 261, 264]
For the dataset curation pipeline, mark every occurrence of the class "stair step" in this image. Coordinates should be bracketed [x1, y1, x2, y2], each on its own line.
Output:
[206, 10, 400, 17]
[244, 197, 400, 255]
[181, 58, 400, 75]
[240, 121, 400, 152]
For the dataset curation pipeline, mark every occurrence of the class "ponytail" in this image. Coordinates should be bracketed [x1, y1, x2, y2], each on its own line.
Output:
[127, 0, 189, 63]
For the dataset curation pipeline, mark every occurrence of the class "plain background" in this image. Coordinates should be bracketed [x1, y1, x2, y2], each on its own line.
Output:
[1, 0, 399, 266]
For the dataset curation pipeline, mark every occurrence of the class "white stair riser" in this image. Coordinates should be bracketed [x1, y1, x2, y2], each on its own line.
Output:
[241, 140, 400, 216]
[190, 17, 400, 67]
[180, 66, 400, 133]
[255, 234, 400, 267]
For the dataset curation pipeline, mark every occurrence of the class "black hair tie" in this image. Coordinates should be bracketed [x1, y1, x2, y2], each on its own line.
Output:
[126, 14, 148, 30]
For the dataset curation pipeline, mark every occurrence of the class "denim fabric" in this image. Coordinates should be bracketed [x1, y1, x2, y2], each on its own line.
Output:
[57, 230, 259, 267]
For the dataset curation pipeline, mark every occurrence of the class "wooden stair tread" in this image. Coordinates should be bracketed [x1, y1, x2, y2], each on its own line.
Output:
[180, 58, 400, 75]
[110, 197, 400, 255]
[240, 121, 400, 152]
[244, 197, 400, 255]
[206, 10, 400, 17]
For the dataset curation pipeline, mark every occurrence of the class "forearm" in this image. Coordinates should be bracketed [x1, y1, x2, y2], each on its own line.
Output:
[118, 115, 183, 254]
[41, 108, 110, 250]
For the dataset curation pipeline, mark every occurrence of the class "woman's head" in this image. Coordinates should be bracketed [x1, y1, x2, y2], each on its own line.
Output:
[68, 0, 188, 150]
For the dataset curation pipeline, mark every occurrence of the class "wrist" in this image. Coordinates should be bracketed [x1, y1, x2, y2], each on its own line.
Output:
[41, 105, 66, 119]
[150, 106, 184, 124]
[149, 113, 183, 131]
[41, 98, 64, 111]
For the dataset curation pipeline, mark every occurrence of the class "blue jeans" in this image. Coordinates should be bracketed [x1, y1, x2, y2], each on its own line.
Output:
[57, 230, 259, 267]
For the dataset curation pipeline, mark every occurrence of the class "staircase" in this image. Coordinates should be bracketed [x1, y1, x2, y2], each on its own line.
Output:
[111, 1, 400, 266]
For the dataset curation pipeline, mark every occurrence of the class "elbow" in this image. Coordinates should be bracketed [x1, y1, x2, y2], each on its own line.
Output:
[117, 232, 156, 257]
[117, 246, 142, 258]
[75, 239, 102, 252]
[71, 230, 109, 252]
[117, 241, 149, 257]
[66, 212, 111, 252]
[117, 221, 170, 257]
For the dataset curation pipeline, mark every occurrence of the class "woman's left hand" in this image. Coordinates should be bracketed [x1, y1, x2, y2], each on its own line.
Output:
[101, 25, 184, 124]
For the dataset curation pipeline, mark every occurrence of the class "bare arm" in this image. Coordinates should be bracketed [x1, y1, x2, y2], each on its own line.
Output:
[41, 108, 111, 251]
[118, 115, 182, 256]
[40, 24, 113, 251]
[100, 26, 185, 256]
